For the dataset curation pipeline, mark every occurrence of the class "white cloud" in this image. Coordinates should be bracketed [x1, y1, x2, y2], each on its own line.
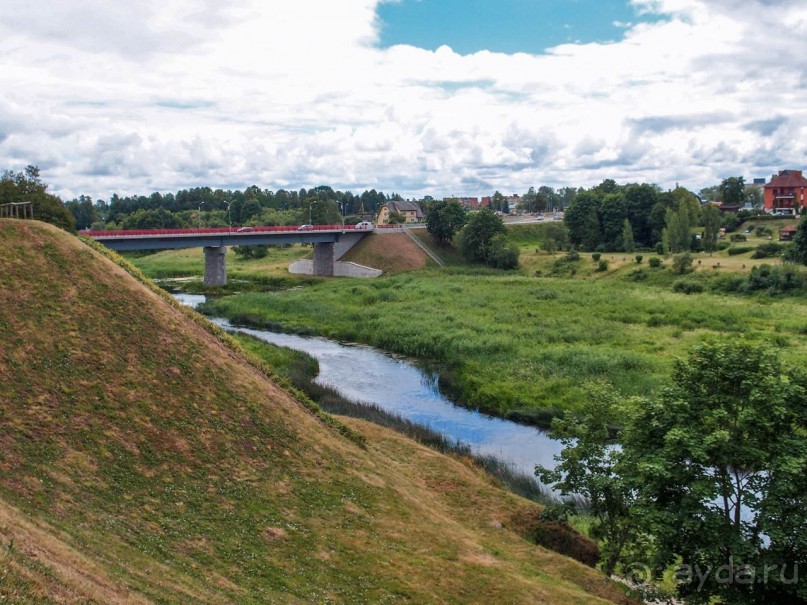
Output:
[0, 0, 806, 200]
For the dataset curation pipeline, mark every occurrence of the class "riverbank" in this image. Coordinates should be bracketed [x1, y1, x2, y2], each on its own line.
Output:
[225, 328, 604, 565]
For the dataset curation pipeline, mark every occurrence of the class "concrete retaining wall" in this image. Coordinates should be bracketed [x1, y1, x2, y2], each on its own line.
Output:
[289, 260, 381, 278]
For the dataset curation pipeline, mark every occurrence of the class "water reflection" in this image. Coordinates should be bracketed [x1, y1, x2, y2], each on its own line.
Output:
[174, 293, 563, 477]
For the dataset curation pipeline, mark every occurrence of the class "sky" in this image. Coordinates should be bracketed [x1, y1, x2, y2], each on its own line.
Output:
[1, 0, 806, 202]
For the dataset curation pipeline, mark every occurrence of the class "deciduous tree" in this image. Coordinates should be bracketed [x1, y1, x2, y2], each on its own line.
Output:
[426, 199, 466, 245]
[458, 208, 507, 264]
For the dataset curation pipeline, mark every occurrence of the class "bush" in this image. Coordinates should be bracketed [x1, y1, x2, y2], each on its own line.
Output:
[752, 242, 784, 259]
[730, 233, 747, 242]
[628, 269, 648, 281]
[510, 509, 599, 568]
[592, 253, 601, 261]
[727, 246, 754, 256]
[649, 257, 662, 268]
[717, 242, 731, 250]
[673, 280, 704, 294]
[565, 250, 580, 262]
[712, 264, 806, 296]
[743, 264, 804, 294]
[596, 259, 608, 272]
[671, 253, 694, 275]
[233, 245, 269, 259]
[635, 255, 643, 264]
[487, 234, 520, 269]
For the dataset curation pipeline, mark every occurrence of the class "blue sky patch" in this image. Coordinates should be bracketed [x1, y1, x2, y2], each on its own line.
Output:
[377, 0, 655, 55]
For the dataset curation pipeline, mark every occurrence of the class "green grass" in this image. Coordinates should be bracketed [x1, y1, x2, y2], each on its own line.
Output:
[124, 244, 313, 281]
[203, 267, 807, 425]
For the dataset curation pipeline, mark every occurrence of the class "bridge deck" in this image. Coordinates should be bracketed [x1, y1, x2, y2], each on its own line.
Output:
[84, 224, 394, 251]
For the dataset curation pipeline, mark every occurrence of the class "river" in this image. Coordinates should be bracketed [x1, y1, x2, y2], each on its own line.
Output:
[174, 293, 563, 479]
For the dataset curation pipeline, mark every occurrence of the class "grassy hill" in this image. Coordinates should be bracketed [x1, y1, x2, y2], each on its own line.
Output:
[0, 220, 633, 603]
[341, 231, 431, 274]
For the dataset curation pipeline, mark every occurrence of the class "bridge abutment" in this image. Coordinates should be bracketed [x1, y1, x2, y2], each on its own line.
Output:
[313, 242, 335, 276]
[203, 246, 227, 286]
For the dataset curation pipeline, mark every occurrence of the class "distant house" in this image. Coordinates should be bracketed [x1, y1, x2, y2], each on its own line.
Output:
[457, 197, 480, 210]
[764, 169, 807, 214]
[779, 225, 797, 241]
[376, 200, 424, 225]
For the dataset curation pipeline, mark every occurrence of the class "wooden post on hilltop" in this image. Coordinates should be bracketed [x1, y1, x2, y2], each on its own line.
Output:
[0, 202, 34, 220]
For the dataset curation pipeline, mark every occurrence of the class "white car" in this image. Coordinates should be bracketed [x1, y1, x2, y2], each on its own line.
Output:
[355, 221, 375, 230]
[297, 224, 314, 231]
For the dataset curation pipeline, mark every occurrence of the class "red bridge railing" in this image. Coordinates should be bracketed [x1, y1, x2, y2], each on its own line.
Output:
[84, 224, 403, 238]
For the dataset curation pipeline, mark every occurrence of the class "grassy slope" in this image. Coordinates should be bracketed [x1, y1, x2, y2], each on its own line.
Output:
[0, 220, 631, 604]
[341, 231, 430, 273]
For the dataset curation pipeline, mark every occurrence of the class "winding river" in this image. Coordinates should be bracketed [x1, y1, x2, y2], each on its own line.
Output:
[175, 293, 563, 478]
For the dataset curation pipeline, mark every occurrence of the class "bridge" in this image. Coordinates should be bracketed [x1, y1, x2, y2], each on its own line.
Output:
[85, 225, 382, 285]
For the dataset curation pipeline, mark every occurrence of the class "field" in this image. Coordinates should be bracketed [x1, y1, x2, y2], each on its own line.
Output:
[202, 263, 807, 424]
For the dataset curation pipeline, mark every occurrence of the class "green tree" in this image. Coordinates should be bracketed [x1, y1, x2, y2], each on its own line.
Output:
[65, 195, 97, 230]
[458, 208, 507, 264]
[542, 342, 807, 603]
[387, 211, 406, 224]
[702, 204, 721, 252]
[599, 193, 627, 250]
[621, 219, 635, 252]
[718, 176, 745, 206]
[564, 191, 601, 250]
[624, 341, 807, 604]
[426, 199, 466, 245]
[536, 384, 642, 577]
[0, 166, 75, 232]
[487, 233, 520, 269]
[792, 216, 807, 264]
[664, 206, 692, 253]
[624, 184, 659, 247]
[539, 222, 569, 253]
[241, 198, 263, 223]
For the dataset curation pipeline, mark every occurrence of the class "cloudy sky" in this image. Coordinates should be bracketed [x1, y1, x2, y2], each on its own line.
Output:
[1, 0, 806, 201]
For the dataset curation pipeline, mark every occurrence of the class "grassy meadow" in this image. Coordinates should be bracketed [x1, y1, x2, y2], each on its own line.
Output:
[203, 265, 807, 424]
[127, 222, 807, 425]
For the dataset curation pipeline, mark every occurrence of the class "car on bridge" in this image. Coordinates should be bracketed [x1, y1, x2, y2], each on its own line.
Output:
[355, 221, 375, 230]
[297, 224, 314, 231]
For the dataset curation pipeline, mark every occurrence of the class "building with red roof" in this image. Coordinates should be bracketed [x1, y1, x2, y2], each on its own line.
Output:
[764, 169, 807, 214]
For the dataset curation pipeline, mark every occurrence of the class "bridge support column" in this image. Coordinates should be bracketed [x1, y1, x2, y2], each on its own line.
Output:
[313, 242, 335, 276]
[203, 246, 227, 286]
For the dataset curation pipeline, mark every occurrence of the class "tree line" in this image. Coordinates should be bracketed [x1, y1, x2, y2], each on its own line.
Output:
[563, 178, 730, 253]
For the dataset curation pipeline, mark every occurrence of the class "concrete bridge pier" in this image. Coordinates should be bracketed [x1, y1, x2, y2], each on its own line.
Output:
[313, 242, 335, 277]
[204, 246, 227, 286]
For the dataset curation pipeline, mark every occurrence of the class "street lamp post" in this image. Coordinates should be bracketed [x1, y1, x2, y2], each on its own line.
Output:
[309, 200, 318, 225]
[198, 202, 204, 228]
[224, 201, 231, 232]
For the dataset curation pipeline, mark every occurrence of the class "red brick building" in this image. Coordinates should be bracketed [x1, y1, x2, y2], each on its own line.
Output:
[764, 169, 807, 214]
